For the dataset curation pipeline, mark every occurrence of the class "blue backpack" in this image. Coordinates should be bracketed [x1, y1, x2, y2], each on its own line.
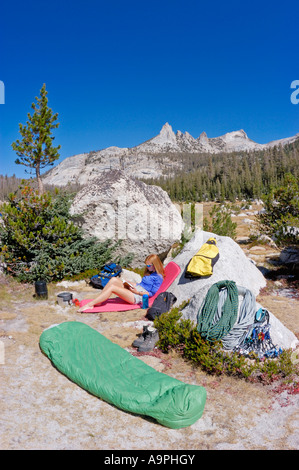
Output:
[89, 262, 122, 289]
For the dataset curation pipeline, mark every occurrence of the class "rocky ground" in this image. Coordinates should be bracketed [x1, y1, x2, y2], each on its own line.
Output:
[0, 203, 298, 450]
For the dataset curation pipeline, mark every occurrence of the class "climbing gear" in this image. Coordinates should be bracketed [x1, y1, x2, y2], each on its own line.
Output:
[221, 286, 257, 350]
[234, 308, 283, 359]
[255, 307, 267, 323]
[197, 281, 283, 359]
[197, 280, 239, 342]
[185, 238, 219, 278]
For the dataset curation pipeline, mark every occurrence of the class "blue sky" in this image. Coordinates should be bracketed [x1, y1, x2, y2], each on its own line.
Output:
[0, 0, 299, 178]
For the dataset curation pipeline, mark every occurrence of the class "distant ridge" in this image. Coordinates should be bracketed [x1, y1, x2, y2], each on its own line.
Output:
[43, 123, 299, 186]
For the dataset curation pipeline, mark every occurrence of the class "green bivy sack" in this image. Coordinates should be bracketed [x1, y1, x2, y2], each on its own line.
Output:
[39, 322, 207, 429]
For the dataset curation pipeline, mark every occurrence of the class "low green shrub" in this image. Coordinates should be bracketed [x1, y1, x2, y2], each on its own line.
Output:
[154, 307, 299, 385]
[154, 303, 192, 353]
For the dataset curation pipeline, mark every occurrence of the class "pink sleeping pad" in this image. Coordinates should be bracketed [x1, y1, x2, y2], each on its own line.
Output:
[79, 261, 181, 313]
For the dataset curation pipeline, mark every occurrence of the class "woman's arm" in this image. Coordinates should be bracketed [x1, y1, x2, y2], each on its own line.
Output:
[128, 285, 149, 296]
[138, 274, 163, 297]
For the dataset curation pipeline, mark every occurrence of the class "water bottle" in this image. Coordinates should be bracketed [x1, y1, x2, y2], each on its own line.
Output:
[142, 294, 149, 309]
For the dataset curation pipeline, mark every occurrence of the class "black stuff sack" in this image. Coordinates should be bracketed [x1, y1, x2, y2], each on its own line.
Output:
[146, 292, 177, 321]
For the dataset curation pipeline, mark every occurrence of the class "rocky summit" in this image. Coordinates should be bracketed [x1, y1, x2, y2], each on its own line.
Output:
[42, 123, 299, 186]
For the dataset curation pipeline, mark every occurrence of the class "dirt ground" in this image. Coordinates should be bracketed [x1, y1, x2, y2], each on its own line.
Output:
[1, 203, 299, 450]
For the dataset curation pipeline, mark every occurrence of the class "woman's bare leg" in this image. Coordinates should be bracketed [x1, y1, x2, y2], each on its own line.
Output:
[100, 276, 123, 293]
[79, 277, 135, 312]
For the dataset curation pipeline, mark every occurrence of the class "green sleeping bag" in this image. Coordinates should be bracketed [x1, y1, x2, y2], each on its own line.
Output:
[39, 322, 206, 429]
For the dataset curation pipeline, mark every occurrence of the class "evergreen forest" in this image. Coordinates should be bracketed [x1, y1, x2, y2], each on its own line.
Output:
[142, 139, 299, 202]
[1, 139, 299, 204]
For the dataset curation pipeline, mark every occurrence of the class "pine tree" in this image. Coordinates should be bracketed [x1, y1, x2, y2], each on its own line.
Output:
[0, 182, 120, 281]
[12, 84, 61, 194]
[258, 173, 299, 246]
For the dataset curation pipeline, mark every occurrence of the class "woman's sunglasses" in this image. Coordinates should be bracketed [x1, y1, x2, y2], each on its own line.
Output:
[146, 264, 153, 268]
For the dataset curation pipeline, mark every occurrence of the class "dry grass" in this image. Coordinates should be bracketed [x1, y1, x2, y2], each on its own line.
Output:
[1, 203, 299, 450]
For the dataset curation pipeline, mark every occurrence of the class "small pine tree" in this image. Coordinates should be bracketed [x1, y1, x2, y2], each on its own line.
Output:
[203, 203, 237, 239]
[0, 182, 121, 282]
[12, 84, 61, 194]
[258, 173, 299, 246]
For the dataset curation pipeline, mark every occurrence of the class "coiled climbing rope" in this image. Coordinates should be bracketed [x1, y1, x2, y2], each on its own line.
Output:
[221, 285, 256, 350]
[197, 280, 239, 342]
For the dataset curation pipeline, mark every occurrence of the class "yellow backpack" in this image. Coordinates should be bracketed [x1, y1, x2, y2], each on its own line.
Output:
[185, 238, 219, 278]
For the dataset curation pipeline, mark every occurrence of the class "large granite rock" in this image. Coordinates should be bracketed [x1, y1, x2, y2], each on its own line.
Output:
[169, 230, 267, 306]
[166, 230, 298, 350]
[69, 170, 183, 267]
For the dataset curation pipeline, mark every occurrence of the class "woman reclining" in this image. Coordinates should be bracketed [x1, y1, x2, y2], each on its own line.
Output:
[78, 254, 165, 312]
